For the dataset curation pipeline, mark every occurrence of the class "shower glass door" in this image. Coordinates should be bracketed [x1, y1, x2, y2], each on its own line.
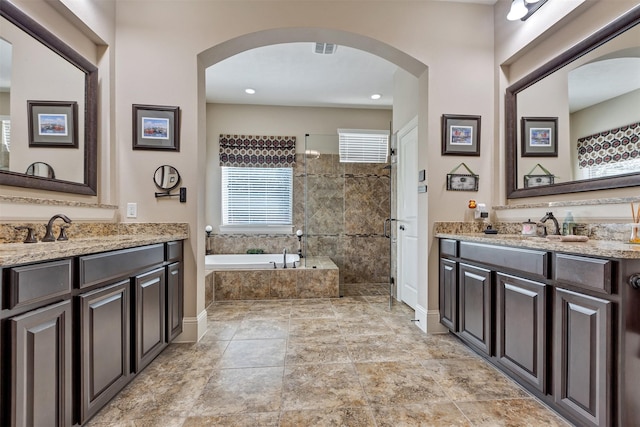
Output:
[304, 134, 391, 297]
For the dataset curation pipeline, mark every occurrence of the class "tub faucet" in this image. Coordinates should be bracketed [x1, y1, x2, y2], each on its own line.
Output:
[42, 214, 72, 242]
[538, 211, 560, 236]
[283, 248, 288, 269]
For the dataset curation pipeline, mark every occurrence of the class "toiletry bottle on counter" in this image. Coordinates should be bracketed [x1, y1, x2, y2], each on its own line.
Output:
[562, 211, 575, 235]
[522, 219, 536, 236]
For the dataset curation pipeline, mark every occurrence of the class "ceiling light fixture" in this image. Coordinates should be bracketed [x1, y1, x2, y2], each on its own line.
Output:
[245, 88, 256, 94]
[370, 93, 382, 100]
[507, 0, 548, 21]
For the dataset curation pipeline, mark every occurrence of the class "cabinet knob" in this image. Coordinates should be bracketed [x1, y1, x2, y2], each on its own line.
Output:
[629, 273, 640, 290]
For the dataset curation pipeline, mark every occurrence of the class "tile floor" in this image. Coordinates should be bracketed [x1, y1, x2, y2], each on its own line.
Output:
[87, 289, 570, 426]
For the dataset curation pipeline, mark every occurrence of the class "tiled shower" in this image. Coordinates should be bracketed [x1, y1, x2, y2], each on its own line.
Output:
[304, 134, 391, 294]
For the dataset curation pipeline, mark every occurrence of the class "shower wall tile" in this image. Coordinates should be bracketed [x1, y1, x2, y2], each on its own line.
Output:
[306, 153, 343, 176]
[344, 176, 389, 235]
[342, 235, 390, 283]
[210, 235, 299, 255]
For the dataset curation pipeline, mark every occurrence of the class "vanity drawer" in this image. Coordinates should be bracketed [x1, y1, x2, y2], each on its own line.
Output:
[553, 253, 612, 294]
[165, 240, 183, 263]
[7, 259, 72, 309]
[440, 239, 458, 257]
[79, 244, 164, 289]
[459, 242, 549, 279]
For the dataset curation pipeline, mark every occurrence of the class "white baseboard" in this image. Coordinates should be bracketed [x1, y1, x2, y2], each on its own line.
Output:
[413, 305, 428, 333]
[172, 309, 208, 343]
[427, 309, 449, 334]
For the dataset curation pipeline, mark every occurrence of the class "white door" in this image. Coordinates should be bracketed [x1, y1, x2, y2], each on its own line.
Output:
[397, 120, 418, 309]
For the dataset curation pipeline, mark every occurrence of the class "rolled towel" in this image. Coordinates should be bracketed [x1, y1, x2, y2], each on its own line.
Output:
[547, 235, 589, 242]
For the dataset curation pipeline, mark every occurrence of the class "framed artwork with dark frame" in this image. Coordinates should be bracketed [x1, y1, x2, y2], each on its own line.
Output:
[28, 101, 78, 148]
[132, 104, 180, 151]
[441, 114, 481, 156]
[521, 117, 557, 157]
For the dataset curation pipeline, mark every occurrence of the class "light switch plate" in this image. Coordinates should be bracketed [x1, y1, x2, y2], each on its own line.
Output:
[126, 202, 137, 218]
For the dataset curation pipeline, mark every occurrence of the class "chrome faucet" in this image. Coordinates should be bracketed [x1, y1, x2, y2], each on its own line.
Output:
[283, 248, 288, 269]
[538, 211, 560, 236]
[42, 214, 72, 242]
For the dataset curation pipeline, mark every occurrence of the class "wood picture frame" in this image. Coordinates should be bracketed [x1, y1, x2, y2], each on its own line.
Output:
[132, 104, 180, 151]
[521, 117, 558, 157]
[441, 114, 481, 156]
[28, 101, 78, 148]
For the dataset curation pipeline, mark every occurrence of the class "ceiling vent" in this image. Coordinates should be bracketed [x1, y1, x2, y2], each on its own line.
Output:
[314, 43, 337, 54]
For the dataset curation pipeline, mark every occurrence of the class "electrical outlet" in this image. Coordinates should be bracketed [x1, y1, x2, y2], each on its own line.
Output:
[126, 202, 137, 218]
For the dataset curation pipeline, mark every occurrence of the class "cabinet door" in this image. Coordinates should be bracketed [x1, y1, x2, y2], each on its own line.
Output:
[459, 263, 492, 355]
[496, 273, 547, 392]
[8, 300, 71, 427]
[166, 262, 183, 342]
[554, 288, 611, 427]
[79, 280, 130, 424]
[133, 267, 166, 372]
[439, 258, 457, 331]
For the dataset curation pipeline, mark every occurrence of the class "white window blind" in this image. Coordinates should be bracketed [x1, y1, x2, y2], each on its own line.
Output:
[587, 157, 640, 179]
[1, 119, 9, 152]
[222, 167, 292, 225]
[338, 129, 389, 163]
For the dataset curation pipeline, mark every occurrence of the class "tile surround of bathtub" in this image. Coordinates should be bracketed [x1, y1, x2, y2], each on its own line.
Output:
[209, 257, 339, 301]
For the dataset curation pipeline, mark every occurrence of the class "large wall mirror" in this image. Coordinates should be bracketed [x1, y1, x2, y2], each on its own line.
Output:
[506, 5, 640, 199]
[0, 0, 97, 195]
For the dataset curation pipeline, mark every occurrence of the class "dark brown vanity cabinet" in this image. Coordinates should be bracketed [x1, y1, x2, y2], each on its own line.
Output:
[133, 267, 166, 373]
[437, 238, 636, 427]
[438, 258, 457, 331]
[458, 263, 492, 355]
[8, 300, 72, 427]
[166, 261, 183, 342]
[496, 273, 547, 393]
[2, 259, 73, 427]
[165, 240, 184, 342]
[1, 240, 184, 426]
[554, 287, 611, 427]
[78, 280, 131, 424]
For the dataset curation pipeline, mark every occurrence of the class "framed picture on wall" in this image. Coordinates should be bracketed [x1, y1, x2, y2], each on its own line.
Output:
[441, 114, 481, 156]
[132, 104, 181, 151]
[28, 101, 78, 148]
[521, 117, 558, 157]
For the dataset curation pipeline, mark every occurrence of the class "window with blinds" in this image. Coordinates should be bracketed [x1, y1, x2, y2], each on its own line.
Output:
[222, 167, 293, 225]
[338, 129, 389, 163]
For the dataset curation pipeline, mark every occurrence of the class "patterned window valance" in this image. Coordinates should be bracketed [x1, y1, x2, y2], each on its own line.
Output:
[577, 122, 640, 168]
[219, 134, 296, 167]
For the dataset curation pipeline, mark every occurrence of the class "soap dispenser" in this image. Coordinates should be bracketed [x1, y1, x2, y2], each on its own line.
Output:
[562, 211, 575, 235]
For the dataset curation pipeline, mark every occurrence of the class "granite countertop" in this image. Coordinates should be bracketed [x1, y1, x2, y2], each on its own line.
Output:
[0, 232, 189, 266]
[435, 232, 640, 259]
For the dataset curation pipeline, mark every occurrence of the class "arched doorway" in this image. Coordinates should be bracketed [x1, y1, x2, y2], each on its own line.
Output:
[197, 27, 429, 327]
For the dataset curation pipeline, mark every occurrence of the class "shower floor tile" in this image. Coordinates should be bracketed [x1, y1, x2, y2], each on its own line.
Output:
[86, 297, 571, 427]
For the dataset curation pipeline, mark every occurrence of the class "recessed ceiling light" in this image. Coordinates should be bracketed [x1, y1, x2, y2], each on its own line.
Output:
[245, 88, 256, 95]
[371, 93, 382, 100]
